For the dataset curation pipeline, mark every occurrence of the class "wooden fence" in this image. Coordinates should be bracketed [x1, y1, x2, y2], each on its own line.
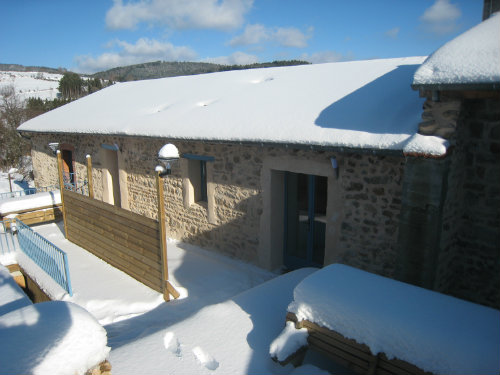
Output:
[63, 190, 163, 292]
[56, 151, 178, 301]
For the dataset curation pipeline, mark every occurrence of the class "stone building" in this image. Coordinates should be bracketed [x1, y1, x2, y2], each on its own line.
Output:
[408, 11, 500, 309]
[18, 13, 499, 310]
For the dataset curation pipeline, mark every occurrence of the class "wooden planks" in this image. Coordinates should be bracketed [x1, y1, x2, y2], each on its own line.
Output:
[285, 313, 433, 375]
[1, 206, 62, 227]
[63, 189, 163, 292]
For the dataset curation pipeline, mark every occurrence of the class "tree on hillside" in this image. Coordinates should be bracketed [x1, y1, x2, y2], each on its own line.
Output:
[58, 72, 83, 99]
[0, 85, 29, 169]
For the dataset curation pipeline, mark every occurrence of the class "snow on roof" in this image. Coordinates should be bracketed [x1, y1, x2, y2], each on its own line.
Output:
[18, 57, 448, 156]
[287, 264, 500, 375]
[413, 13, 500, 88]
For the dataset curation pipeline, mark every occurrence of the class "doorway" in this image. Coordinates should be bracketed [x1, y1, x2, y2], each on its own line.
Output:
[61, 149, 74, 184]
[101, 148, 121, 207]
[284, 172, 327, 269]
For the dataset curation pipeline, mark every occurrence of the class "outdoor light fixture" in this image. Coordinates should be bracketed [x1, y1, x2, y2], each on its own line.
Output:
[331, 157, 339, 179]
[48, 142, 59, 155]
[157, 143, 180, 177]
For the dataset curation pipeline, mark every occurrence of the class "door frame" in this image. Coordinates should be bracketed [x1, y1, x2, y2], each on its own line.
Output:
[258, 155, 343, 270]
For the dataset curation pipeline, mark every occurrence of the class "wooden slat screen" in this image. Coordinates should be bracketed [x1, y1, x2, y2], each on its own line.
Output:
[63, 190, 162, 292]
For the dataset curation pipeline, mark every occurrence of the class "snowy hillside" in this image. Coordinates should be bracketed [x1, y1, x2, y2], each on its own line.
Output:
[0, 71, 62, 101]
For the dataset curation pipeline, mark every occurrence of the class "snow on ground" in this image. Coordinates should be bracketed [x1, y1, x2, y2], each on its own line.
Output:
[413, 13, 500, 86]
[0, 171, 32, 196]
[6, 221, 343, 374]
[109, 267, 335, 375]
[18, 57, 448, 156]
[287, 264, 500, 375]
[0, 71, 62, 101]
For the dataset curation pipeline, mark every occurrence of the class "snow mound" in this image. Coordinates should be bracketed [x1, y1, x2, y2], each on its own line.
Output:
[287, 264, 500, 375]
[269, 320, 308, 362]
[413, 13, 500, 86]
[0, 264, 32, 315]
[0, 300, 110, 375]
[0, 190, 61, 215]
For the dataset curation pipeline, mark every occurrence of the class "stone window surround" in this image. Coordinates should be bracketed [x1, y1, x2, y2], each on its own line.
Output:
[100, 143, 130, 210]
[181, 154, 216, 224]
[258, 155, 343, 270]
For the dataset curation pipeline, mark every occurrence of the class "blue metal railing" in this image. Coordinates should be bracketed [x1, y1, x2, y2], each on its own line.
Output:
[0, 219, 18, 256]
[7, 218, 73, 296]
[63, 172, 88, 196]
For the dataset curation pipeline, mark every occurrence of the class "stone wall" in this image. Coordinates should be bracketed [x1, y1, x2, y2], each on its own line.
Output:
[29, 133, 406, 276]
[415, 94, 500, 309]
[335, 153, 404, 278]
[438, 96, 500, 308]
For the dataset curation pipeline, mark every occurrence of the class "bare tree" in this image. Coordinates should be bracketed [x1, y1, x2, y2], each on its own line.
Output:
[0, 85, 29, 169]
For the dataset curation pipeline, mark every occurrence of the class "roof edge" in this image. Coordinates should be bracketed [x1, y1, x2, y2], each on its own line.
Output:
[18, 129, 449, 159]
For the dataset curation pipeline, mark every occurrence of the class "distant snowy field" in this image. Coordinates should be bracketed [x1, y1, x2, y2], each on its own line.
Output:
[0, 71, 62, 100]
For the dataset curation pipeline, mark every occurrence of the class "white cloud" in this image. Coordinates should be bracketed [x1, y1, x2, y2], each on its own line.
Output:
[106, 0, 253, 31]
[202, 51, 258, 65]
[300, 51, 354, 64]
[420, 0, 461, 35]
[229, 24, 312, 48]
[384, 27, 400, 39]
[75, 38, 197, 73]
[274, 27, 311, 48]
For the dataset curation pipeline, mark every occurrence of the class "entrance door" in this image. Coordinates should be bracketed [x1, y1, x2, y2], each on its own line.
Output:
[284, 172, 327, 269]
[61, 149, 74, 184]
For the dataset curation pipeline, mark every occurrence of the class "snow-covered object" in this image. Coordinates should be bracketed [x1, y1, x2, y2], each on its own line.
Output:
[269, 321, 308, 362]
[159, 143, 180, 159]
[414, 13, 500, 86]
[0, 301, 110, 375]
[288, 264, 500, 375]
[18, 57, 446, 156]
[0, 264, 32, 315]
[0, 190, 61, 215]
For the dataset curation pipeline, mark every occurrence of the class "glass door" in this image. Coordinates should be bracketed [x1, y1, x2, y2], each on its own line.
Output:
[284, 172, 327, 269]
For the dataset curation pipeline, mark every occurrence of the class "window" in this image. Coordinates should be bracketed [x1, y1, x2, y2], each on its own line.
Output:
[189, 159, 207, 203]
[183, 154, 214, 205]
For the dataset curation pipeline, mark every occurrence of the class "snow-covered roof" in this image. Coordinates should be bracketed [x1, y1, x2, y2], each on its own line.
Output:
[19, 57, 448, 156]
[413, 13, 500, 89]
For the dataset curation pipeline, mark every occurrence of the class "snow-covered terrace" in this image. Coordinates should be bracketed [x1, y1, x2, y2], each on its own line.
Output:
[18, 57, 448, 156]
[2, 221, 343, 374]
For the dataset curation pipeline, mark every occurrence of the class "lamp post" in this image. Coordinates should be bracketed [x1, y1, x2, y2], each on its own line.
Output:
[156, 143, 180, 301]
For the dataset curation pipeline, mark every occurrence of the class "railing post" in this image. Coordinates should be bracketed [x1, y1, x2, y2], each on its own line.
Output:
[57, 151, 69, 239]
[86, 154, 94, 199]
[156, 171, 179, 302]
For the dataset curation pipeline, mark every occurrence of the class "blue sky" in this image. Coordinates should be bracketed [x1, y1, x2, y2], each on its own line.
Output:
[1, 0, 483, 74]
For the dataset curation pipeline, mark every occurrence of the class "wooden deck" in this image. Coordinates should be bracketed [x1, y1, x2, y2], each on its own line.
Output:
[283, 312, 433, 375]
[1, 204, 62, 227]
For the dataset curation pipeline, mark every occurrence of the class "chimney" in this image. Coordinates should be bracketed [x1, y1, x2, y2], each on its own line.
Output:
[483, 0, 500, 20]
